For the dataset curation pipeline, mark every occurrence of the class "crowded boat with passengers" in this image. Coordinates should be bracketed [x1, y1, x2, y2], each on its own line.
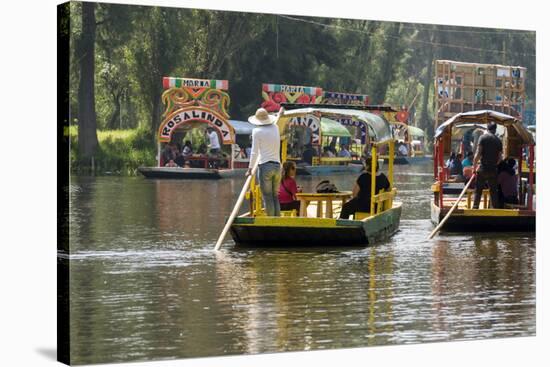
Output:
[430, 110, 535, 232]
[138, 77, 255, 179]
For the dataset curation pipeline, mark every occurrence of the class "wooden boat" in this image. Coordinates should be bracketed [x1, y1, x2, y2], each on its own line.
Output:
[431, 110, 535, 232]
[381, 117, 430, 165]
[138, 77, 253, 179]
[230, 107, 402, 247]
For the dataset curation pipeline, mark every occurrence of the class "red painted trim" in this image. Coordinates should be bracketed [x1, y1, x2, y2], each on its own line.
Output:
[528, 144, 534, 210]
[433, 142, 439, 180]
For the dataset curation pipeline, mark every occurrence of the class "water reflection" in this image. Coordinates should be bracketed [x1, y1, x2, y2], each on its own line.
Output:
[66, 164, 535, 364]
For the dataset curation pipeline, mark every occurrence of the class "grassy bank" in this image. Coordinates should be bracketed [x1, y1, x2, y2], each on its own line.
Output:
[69, 126, 157, 175]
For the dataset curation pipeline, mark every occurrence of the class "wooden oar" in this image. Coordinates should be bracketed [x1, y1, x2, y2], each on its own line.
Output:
[214, 160, 260, 251]
[428, 173, 476, 239]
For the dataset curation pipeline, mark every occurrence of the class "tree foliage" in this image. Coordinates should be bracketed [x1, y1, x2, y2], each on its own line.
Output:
[69, 2, 536, 161]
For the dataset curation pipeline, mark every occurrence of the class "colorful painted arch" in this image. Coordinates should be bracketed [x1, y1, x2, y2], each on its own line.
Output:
[158, 106, 235, 144]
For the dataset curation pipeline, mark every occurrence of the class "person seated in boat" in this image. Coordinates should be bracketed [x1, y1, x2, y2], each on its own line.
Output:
[338, 144, 352, 158]
[182, 140, 193, 157]
[197, 143, 208, 155]
[323, 146, 335, 158]
[164, 160, 178, 167]
[161, 142, 176, 165]
[301, 143, 315, 165]
[397, 142, 409, 157]
[447, 152, 463, 176]
[183, 161, 192, 169]
[278, 161, 302, 215]
[174, 149, 186, 167]
[463, 165, 475, 182]
[339, 159, 390, 219]
[462, 151, 474, 168]
[497, 158, 519, 206]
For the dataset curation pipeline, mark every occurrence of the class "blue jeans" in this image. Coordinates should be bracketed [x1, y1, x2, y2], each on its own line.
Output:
[258, 162, 281, 217]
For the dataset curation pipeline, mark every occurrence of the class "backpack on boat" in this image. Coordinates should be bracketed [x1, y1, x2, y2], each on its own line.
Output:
[315, 180, 339, 193]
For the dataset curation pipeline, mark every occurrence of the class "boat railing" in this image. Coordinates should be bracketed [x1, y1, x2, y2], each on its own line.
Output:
[319, 157, 353, 166]
[354, 188, 397, 220]
[372, 188, 397, 214]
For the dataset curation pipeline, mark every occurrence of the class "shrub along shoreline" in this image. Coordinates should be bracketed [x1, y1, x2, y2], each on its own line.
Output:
[69, 126, 157, 175]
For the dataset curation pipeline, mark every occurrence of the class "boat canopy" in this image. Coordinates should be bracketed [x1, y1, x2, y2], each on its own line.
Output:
[228, 120, 255, 135]
[451, 123, 505, 139]
[320, 117, 352, 137]
[391, 121, 425, 138]
[407, 126, 425, 137]
[279, 107, 393, 144]
[435, 110, 534, 144]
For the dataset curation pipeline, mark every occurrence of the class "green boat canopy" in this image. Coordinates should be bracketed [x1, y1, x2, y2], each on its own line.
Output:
[321, 117, 352, 137]
[407, 125, 425, 137]
[279, 107, 393, 144]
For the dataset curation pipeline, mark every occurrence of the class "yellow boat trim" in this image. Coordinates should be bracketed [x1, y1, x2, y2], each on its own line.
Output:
[319, 157, 353, 165]
[242, 216, 338, 228]
[457, 209, 520, 217]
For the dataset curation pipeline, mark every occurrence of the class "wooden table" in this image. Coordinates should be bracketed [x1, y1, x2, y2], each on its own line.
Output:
[296, 191, 353, 218]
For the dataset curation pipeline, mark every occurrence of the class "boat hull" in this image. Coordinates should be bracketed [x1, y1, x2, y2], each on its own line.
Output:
[430, 201, 535, 232]
[383, 156, 432, 165]
[138, 167, 245, 179]
[230, 203, 402, 247]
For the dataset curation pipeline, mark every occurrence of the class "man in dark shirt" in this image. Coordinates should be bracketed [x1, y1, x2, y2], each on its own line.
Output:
[473, 122, 503, 209]
[340, 160, 391, 219]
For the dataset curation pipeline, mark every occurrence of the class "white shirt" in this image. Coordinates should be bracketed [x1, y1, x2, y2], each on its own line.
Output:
[249, 124, 280, 167]
[208, 131, 220, 150]
[338, 149, 351, 158]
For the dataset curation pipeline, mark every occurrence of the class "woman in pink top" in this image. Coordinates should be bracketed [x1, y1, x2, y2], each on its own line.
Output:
[278, 161, 301, 214]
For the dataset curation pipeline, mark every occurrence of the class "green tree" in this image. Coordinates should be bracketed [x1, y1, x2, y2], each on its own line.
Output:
[75, 1, 99, 162]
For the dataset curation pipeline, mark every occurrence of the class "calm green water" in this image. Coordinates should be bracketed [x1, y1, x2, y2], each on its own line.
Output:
[64, 162, 535, 365]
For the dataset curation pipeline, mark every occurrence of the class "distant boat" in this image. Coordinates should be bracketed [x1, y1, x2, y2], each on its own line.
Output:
[138, 77, 253, 179]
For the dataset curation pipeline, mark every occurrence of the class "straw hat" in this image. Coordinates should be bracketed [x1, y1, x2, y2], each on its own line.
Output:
[248, 108, 277, 126]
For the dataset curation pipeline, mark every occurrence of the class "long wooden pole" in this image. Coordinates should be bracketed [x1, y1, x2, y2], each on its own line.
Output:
[214, 160, 260, 251]
[428, 173, 476, 239]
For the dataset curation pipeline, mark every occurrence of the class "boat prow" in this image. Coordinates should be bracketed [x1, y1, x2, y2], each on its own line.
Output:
[431, 201, 535, 232]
